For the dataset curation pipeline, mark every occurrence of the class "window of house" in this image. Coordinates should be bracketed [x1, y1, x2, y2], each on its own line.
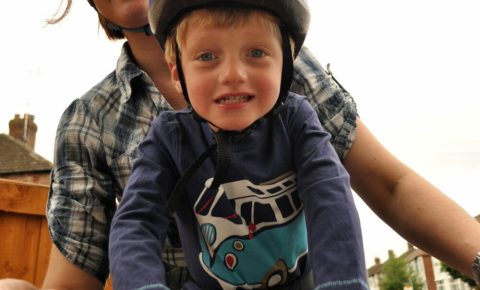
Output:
[436, 280, 444, 290]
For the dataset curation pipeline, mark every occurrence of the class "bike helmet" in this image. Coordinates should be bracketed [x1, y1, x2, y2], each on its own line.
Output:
[149, 0, 310, 57]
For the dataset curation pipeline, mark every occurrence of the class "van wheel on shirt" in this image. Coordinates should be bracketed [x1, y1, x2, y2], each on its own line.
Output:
[261, 260, 288, 288]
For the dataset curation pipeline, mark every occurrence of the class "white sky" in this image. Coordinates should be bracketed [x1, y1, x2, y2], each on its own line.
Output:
[1, 0, 480, 269]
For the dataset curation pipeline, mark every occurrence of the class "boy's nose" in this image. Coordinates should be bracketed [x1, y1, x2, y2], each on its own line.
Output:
[219, 57, 247, 85]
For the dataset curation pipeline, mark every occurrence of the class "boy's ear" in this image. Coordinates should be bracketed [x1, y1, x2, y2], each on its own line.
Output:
[168, 63, 183, 94]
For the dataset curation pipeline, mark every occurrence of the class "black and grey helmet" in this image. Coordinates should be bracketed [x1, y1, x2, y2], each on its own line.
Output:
[148, 0, 310, 57]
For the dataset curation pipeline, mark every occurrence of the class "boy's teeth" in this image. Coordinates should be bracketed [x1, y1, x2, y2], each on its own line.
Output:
[218, 95, 249, 104]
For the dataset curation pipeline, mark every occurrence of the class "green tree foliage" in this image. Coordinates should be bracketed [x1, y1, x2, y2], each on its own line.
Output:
[379, 250, 424, 290]
[440, 262, 476, 288]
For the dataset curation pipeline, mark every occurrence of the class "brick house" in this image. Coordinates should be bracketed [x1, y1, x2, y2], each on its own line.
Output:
[368, 216, 480, 290]
[368, 243, 437, 290]
[0, 114, 52, 185]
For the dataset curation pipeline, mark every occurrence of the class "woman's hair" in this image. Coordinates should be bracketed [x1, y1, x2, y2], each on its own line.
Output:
[47, 0, 124, 40]
[164, 7, 293, 64]
[46, 0, 72, 25]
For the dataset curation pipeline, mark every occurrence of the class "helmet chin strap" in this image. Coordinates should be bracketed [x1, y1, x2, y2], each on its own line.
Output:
[87, 1, 153, 36]
[106, 22, 153, 36]
[167, 27, 293, 215]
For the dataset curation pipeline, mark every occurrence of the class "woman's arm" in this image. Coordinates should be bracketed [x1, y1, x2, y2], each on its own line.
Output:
[0, 249, 102, 290]
[344, 117, 480, 276]
[42, 245, 104, 290]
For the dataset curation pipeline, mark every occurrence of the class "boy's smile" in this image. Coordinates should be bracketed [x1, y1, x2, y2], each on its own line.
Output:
[214, 94, 253, 105]
[170, 11, 283, 132]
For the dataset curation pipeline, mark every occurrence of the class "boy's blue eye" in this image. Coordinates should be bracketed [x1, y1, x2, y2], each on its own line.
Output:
[250, 49, 265, 58]
[199, 53, 215, 61]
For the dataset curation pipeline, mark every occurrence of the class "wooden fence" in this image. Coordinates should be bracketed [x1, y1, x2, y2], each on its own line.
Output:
[0, 178, 51, 287]
[0, 178, 112, 289]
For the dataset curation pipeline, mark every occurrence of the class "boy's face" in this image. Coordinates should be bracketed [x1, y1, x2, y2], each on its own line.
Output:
[170, 13, 283, 132]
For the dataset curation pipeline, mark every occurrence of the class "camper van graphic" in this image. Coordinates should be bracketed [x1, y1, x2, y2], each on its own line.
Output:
[194, 173, 308, 289]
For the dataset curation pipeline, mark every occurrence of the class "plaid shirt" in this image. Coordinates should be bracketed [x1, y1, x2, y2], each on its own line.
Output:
[46, 42, 357, 285]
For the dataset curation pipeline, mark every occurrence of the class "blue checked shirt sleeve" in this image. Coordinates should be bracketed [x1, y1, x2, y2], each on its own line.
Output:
[47, 99, 116, 283]
[291, 46, 358, 159]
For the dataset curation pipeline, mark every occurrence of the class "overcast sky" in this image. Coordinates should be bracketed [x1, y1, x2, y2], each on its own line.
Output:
[1, 0, 479, 269]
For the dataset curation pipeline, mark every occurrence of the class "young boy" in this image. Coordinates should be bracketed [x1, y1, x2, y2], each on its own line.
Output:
[109, 1, 369, 289]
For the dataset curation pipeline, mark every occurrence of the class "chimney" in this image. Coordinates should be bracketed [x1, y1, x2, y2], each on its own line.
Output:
[9, 113, 37, 150]
[374, 257, 381, 266]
